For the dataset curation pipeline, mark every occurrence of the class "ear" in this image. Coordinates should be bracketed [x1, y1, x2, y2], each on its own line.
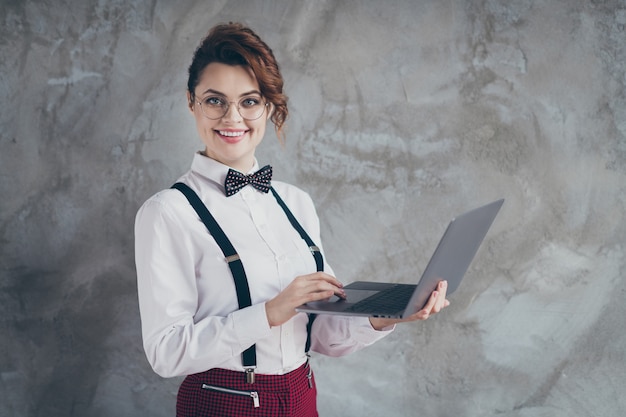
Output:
[266, 103, 274, 120]
[186, 91, 194, 113]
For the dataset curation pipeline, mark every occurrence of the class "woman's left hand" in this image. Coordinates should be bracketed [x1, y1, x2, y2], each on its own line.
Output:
[368, 280, 451, 330]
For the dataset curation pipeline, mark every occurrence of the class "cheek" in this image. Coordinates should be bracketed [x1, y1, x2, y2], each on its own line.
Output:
[196, 116, 216, 135]
[252, 120, 268, 136]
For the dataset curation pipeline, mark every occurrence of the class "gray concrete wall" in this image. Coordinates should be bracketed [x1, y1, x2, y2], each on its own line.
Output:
[1, 1, 625, 416]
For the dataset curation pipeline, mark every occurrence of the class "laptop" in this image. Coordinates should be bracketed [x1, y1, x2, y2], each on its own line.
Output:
[296, 198, 504, 318]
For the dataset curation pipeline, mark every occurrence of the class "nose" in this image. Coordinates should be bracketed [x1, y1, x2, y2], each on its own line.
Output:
[222, 102, 243, 122]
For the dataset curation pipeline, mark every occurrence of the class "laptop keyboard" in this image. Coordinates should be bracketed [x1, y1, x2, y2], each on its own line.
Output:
[344, 284, 416, 315]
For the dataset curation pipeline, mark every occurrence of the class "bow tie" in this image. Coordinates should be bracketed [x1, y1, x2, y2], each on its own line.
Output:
[224, 165, 273, 197]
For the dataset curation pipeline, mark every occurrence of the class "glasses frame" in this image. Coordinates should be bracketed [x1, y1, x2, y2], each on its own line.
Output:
[194, 95, 269, 121]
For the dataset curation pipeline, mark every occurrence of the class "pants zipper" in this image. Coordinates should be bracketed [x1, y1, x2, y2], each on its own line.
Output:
[201, 383, 260, 408]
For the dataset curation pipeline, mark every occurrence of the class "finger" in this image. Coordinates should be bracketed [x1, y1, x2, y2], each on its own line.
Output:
[290, 281, 341, 306]
[433, 281, 448, 312]
[311, 272, 344, 289]
[310, 280, 346, 300]
[307, 288, 338, 302]
[292, 286, 338, 307]
[415, 289, 439, 319]
[303, 273, 346, 299]
[412, 309, 431, 321]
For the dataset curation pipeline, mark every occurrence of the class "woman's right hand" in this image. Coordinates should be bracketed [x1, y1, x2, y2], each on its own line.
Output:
[265, 272, 346, 327]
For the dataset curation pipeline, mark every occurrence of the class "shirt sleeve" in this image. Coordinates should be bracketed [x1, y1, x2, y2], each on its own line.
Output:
[134, 194, 272, 378]
[310, 315, 394, 357]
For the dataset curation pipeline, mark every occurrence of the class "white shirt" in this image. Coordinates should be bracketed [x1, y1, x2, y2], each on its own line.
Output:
[135, 153, 392, 378]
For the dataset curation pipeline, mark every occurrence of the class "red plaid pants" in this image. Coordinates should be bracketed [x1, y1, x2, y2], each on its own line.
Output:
[176, 362, 318, 417]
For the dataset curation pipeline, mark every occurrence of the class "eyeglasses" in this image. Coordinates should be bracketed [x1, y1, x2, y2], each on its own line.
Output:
[195, 95, 269, 121]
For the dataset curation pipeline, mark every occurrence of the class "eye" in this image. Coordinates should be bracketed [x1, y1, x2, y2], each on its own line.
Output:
[240, 97, 262, 108]
[203, 96, 225, 107]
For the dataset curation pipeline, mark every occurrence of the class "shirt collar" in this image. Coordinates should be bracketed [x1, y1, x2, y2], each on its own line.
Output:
[190, 151, 260, 186]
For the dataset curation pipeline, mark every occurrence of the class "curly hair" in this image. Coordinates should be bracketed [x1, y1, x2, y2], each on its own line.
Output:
[187, 22, 288, 141]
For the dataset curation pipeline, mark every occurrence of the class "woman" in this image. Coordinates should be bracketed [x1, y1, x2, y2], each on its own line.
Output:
[135, 22, 449, 417]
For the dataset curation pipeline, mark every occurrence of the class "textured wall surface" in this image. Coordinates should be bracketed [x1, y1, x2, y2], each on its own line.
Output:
[1, 1, 625, 416]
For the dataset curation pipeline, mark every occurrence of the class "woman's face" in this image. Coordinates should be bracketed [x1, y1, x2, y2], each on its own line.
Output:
[188, 62, 270, 172]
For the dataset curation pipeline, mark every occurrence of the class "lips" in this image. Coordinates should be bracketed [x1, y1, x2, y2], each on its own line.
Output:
[215, 129, 248, 143]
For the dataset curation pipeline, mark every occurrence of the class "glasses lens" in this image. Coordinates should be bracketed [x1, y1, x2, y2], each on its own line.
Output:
[199, 97, 226, 119]
[238, 97, 266, 120]
[198, 96, 266, 120]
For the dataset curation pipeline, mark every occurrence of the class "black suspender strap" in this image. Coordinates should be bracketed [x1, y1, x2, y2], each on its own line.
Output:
[171, 182, 323, 380]
[171, 183, 257, 372]
[269, 187, 321, 354]
[269, 187, 324, 272]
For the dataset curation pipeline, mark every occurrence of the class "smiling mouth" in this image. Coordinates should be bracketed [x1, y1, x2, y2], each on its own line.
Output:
[217, 130, 247, 137]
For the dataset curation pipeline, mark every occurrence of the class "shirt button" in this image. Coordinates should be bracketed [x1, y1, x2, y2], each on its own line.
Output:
[241, 188, 253, 199]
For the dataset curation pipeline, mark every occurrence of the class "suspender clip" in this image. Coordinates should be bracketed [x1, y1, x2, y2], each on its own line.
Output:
[309, 246, 320, 254]
[245, 367, 256, 384]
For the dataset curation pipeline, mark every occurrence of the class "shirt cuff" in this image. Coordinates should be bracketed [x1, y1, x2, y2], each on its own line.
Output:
[350, 316, 395, 343]
[231, 303, 272, 352]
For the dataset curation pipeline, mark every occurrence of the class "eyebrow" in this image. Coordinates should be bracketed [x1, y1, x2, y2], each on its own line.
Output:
[199, 88, 262, 98]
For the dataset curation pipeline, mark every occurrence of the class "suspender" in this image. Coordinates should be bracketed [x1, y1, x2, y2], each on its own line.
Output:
[171, 182, 322, 382]
[270, 188, 324, 272]
[172, 182, 258, 372]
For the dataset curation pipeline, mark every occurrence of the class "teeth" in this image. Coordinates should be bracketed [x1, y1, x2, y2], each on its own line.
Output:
[219, 130, 245, 137]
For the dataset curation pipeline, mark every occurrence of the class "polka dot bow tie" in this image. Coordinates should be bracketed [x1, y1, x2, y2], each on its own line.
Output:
[224, 165, 273, 197]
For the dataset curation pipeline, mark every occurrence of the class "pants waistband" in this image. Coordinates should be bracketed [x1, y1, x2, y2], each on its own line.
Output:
[185, 361, 310, 391]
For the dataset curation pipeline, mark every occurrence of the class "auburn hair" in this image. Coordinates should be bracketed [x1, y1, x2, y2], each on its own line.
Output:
[187, 22, 288, 141]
